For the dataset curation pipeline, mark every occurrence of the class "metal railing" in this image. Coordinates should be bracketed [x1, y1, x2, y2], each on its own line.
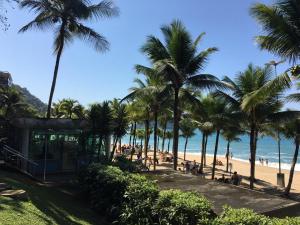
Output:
[0, 144, 38, 177]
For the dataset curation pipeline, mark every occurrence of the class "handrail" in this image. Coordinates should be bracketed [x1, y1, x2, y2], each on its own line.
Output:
[1, 145, 38, 166]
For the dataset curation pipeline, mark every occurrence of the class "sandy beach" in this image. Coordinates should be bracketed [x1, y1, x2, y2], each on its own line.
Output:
[176, 152, 300, 194]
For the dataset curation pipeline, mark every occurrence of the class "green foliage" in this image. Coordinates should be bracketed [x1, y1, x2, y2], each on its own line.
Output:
[213, 207, 271, 225]
[113, 155, 142, 172]
[271, 217, 300, 225]
[154, 189, 215, 225]
[119, 174, 159, 225]
[78, 164, 128, 220]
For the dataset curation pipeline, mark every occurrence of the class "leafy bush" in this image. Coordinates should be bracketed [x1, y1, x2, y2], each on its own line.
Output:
[113, 155, 140, 172]
[213, 206, 271, 225]
[78, 163, 128, 220]
[271, 217, 300, 225]
[154, 189, 215, 225]
[119, 174, 159, 225]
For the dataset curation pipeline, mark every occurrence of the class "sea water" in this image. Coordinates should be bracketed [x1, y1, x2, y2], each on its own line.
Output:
[122, 130, 300, 171]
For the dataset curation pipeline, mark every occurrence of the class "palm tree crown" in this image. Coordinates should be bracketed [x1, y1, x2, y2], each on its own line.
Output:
[19, 0, 119, 118]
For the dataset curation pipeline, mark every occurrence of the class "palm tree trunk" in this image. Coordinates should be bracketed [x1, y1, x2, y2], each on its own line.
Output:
[153, 111, 158, 171]
[129, 123, 133, 146]
[97, 136, 103, 162]
[204, 134, 208, 166]
[250, 124, 256, 189]
[278, 131, 282, 174]
[132, 122, 137, 148]
[110, 137, 118, 162]
[183, 137, 188, 161]
[212, 129, 220, 180]
[200, 132, 205, 173]
[144, 120, 149, 165]
[161, 122, 167, 152]
[157, 136, 160, 152]
[172, 88, 180, 170]
[46, 23, 66, 119]
[167, 138, 171, 153]
[226, 140, 230, 172]
[285, 137, 299, 195]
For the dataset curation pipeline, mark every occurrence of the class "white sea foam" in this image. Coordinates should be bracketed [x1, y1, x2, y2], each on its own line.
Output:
[178, 151, 300, 172]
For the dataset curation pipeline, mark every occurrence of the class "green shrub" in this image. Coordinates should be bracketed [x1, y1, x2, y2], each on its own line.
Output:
[78, 163, 128, 220]
[154, 189, 215, 225]
[119, 174, 159, 225]
[213, 206, 271, 225]
[271, 217, 300, 225]
[113, 155, 140, 172]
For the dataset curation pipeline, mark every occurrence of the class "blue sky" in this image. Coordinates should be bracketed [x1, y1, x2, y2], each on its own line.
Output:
[0, 0, 298, 109]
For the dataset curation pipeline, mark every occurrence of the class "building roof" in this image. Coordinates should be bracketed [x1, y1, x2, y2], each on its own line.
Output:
[10, 118, 89, 130]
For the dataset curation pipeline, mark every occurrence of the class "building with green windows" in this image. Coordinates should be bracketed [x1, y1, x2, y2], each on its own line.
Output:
[5, 118, 110, 177]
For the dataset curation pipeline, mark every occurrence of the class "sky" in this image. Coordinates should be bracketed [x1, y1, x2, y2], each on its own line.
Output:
[0, 0, 299, 109]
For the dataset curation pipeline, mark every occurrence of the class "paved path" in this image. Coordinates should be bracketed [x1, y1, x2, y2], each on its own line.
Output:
[149, 169, 300, 216]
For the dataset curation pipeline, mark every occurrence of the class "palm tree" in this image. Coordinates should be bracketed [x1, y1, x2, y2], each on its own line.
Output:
[216, 64, 292, 189]
[88, 101, 112, 161]
[266, 60, 285, 174]
[110, 101, 129, 161]
[159, 109, 172, 152]
[141, 20, 224, 170]
[179, 118, 196, 161]
[19, 0, 119, 118]
[221, 129, 242, 172]
[281, 119, 300, 195]
[54, 98, 85, 119]
[165, 131, 173, 153]
[124, 66, 171, 170]
[251, 0, 300, 63]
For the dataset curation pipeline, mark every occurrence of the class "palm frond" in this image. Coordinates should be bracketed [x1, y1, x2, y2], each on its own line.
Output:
[87, 0, 119, 20]
[74, 23, 109, 52]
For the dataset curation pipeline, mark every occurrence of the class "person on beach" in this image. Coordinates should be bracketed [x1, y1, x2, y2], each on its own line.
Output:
[266, 159, 268, 166]
[230, 152, 233, 159]
[185, 161, 190, 173]
[231, 171, 239, 185]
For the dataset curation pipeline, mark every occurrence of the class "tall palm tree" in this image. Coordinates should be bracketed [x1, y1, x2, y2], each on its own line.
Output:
[281, 119, 300, 195]
[216, 64, 292, 189]
[110, 101, 128, 161]
[141, 20, 224, 170]
[54, 98, 85, 119]
[180, 118, 196, 161]
[19, 0, 119, 118]
[251, 0, 300, 63]
[165, 130, 173, 153]
[88, 101, 112, 161]
[124, 66, 171, 170]
[221, 129, 242, 172]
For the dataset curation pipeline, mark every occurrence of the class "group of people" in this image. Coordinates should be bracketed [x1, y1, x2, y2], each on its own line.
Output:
[259, 158, 269, 166]
[181, 160, 201, 175]
[217, 172, 242, 186]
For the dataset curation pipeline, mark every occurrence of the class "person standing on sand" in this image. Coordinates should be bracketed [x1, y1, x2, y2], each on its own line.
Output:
[230, 152, 233, 159]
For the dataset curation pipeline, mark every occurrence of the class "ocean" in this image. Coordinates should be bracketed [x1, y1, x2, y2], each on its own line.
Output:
[122, 130, 300, 172]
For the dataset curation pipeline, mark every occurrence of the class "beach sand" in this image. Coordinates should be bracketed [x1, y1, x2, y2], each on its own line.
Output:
[176, 152, 300, 194]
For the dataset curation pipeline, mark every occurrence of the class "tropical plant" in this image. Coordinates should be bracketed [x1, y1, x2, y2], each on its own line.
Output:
[19, 0, 119, 118]
[217, 63, 296, 189]
[165, 131, 173, 153]
[52, 98, 85, 119]
[88, 101, 113, 161]
[251, 0, 300, 63]
[110, 100, 129, 161]
[124, 66, 171, 170]
[179, 118, 196, 161]
[281, 119, 300, 195]
[141, 20, 225, 170]
[221, 128, 242, 173]
[0, 87, 36, 119]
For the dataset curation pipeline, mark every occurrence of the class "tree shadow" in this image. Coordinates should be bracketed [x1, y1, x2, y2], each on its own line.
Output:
[0, 170, 109, 225]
